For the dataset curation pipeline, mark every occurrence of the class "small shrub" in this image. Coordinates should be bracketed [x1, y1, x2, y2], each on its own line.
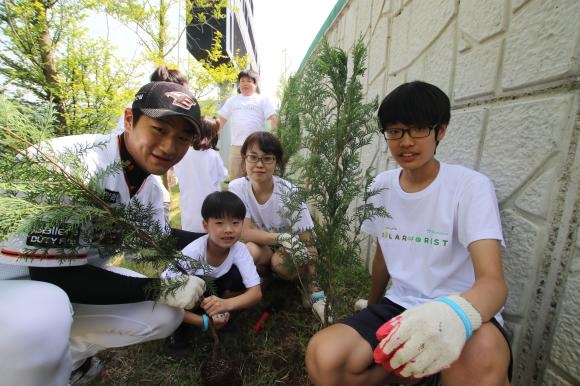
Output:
[276, 37, 388, 326]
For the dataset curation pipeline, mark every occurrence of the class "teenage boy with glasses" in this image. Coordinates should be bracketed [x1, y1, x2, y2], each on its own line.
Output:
[306, 81, 512, 386]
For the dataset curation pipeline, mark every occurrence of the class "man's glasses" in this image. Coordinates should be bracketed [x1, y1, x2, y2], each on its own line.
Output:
[245, 154, 276, 164]
[382, 125, 437, 140]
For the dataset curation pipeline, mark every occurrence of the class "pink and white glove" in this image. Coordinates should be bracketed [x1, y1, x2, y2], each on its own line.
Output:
[158, 275, 206, 309]
[374, 295, 482, 379]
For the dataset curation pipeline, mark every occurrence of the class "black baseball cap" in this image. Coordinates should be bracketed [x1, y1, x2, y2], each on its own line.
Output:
[132, 81, 201, 135]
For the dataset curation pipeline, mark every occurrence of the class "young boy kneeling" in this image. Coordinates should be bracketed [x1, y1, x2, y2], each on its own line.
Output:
[163, 191, 262, 348]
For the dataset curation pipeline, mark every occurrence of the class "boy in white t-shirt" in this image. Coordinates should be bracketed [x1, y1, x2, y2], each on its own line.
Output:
[162, 191, 262, 350]
[306, 81, 512, 386]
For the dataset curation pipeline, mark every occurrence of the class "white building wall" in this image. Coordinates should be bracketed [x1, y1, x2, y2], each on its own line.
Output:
[308, 0, 580, 384]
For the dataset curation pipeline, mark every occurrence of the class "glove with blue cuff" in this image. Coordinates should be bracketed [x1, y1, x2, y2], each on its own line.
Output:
[373, 295, 482, 379]
[158, 275, 206, 309]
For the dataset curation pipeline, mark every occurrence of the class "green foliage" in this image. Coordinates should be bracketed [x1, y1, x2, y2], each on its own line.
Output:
[57, 37, 135, 135]
[0, 0, 133, 135]
[189, 0, 229, 24]
[277, 38, 389, 326]
[0, 0, 247, 135]
[274, 75, 302, 166]
[98, 0, 181, 64]
[187, 0, 249, 114]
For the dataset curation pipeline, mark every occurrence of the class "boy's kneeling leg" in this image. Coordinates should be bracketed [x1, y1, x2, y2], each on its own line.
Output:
[442, 322, 511, 386]
[306, 324, 390, 386]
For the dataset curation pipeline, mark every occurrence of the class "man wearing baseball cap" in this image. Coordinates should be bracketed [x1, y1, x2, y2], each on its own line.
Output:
[0, 81, 206, 385]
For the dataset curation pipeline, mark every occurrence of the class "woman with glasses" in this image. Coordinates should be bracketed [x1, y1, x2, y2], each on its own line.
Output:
[228, 131, 328, 323]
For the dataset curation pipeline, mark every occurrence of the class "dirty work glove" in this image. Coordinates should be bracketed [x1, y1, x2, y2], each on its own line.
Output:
[374, 295, 482, 379]
[212, 312, 231, 329]
[276, 232, 311, 262]
[158, 275, 206, 309]
[276, 232, 300, 249]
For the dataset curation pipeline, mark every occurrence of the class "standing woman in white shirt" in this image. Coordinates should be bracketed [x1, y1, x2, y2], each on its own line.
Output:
[228, 131, 328, 322]
[218, 69, 278, 180]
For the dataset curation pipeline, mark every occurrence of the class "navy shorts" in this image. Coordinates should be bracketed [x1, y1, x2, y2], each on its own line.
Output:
[207, 264, 246, 296]
[341, 297, 513, 382]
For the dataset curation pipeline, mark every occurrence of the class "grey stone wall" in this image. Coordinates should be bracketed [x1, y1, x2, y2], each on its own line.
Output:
[309, 0, 580, 384]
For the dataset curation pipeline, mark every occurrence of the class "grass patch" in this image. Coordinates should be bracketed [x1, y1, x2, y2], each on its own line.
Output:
[92, 184, 371, 385]
[169, 184, 181, 229]
[93, 266, 370, 385]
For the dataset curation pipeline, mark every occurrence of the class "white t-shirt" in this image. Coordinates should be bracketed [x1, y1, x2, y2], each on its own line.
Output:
[0, 133, 168, 272]
[173, 148, 228, 233]
[161, 234, 260, 289]
[228, 176, 314, 233]
[218, 93, 277, 146]
[362, 163, 504, 313]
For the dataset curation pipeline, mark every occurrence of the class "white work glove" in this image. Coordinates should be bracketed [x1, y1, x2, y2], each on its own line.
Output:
[354, 299, 368, 312]
[158, 275, 206, 309]
[276, 232, 311, 262]
[374, 295, 482, 379]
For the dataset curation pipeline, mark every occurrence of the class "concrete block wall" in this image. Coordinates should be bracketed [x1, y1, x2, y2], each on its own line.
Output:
[308, 0, 580, 384]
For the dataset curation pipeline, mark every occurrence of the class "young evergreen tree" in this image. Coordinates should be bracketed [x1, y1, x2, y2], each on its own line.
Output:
[277, 38, 388, 326]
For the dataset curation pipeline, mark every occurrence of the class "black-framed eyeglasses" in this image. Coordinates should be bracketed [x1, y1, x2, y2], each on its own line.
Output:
[245, 154, 276, 164]
[382, 125, 437, 140]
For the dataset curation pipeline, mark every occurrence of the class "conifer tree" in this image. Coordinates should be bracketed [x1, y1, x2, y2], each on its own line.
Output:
[277, 38, 388, 326]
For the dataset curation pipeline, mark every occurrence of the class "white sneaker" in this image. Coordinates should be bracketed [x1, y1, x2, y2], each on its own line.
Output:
[69, 356, 104, 385]
[312, 298, 333, 323]
[310, 291, 333, 324]
[354, 299, 368, 312]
